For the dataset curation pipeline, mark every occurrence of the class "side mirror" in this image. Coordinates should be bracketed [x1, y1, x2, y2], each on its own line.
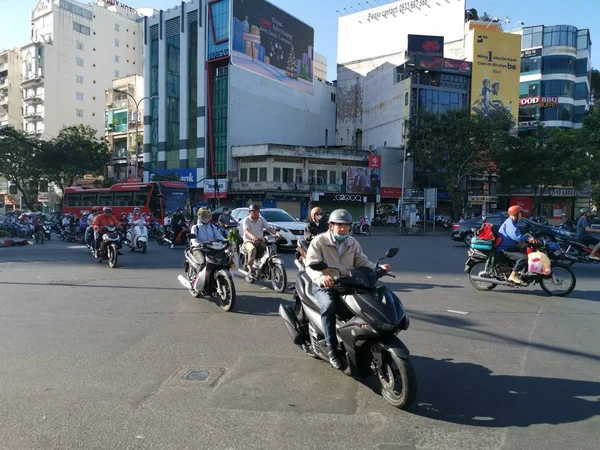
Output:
[309, 261, 328, 271]
[385, 248, 399, 258]
[188, 233, 197, 240]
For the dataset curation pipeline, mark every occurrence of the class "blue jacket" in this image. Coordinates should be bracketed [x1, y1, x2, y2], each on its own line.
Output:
[497, 218, 529, 250]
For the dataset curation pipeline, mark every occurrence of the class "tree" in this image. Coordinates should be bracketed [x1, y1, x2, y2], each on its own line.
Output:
[42, 124, 109, 192]
[465, 8, 479, 21]
[285, 46, 298, 80]
[591, 69, 600, 106]
[406, 108, 515, 218]
[0, 128, 45, 210]
[479, 12, 495, 22]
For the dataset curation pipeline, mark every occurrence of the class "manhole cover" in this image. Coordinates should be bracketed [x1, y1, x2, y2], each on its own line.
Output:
[183, 370, 211, 381]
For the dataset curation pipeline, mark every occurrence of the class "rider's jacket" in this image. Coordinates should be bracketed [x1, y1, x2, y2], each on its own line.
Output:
[92, 214, 120, 232]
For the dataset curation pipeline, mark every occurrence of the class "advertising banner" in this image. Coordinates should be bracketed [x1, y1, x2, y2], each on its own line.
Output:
[407, 34, 444, 57]
[346, 167, 380, 194]
[368, 155, 382, 169]
[203, 178, 228, 198]
[231, 0, 314, 94]
[414, 55, 472, 75]
[470, 31, 521, 122]
[380, 187, 402, 198]
[510, 196, 533, 217]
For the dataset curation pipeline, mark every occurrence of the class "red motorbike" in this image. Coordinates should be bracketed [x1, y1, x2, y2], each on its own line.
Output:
[555, 236, 600, 266]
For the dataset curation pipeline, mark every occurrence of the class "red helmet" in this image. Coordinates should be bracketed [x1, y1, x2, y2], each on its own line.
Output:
[508, 205, 523, 216]
[91, 206, 99, 213]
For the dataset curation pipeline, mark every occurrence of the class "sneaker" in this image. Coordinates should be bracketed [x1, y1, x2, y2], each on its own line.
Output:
[327, 347, 343, 370]
[508, 274, 524, 285]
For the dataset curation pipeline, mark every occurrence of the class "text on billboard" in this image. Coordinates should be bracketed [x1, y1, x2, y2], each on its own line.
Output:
[368, 0, 428, 21]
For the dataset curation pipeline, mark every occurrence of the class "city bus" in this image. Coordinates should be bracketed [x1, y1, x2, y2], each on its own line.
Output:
[61, 182, 190, 223]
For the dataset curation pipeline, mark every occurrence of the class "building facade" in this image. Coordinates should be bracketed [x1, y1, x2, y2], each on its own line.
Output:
[142, 0, 336, 203]
[20, 0, 145, 139]
[104, 75, 145, 182]
[0, 49, 23, 130]
[313, 51, 327, 82]
[518, 25, 592, 133]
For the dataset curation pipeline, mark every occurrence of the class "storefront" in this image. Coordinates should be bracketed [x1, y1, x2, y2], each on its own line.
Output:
[313, 193, 377, 222]
[229, 190, 310, 219]
[509, 186, 579, 223]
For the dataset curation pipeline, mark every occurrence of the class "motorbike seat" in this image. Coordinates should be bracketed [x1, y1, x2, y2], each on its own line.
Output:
[297, 272, 322, 312]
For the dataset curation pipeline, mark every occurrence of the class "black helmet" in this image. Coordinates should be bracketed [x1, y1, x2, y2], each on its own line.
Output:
[248, 204, 260, 211]
[328, 209, 353, 224]
[581, 208, 591, 215]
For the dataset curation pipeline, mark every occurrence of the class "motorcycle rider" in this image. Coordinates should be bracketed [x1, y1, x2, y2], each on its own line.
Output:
[576, 208, 600, 261]
[189, 207, 226, 268]
[92, 207, 123, 258]
[84, 207, 98, 247]
[497, 205, 536, 285]
[305, 209, 391, 370]
[170, 208, 185, 249]
[304, 207, 327, 242]
[128, 207, 144, 224]
[33, 212, 44, 239]
[241, 204, 281, 272]
[218, 207, 237, 229]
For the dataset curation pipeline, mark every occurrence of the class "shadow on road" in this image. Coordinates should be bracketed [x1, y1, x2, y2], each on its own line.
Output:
[410, 355, 600, 427]
[386, 282, 463, 292]
[232, 294, 293, 316]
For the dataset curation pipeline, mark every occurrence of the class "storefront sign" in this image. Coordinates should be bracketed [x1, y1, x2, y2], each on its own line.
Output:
[368, 1, 433, 21]
[368, 155, 382, 169]
[203, 178, 228, 199]
[521, 48, 542, 58]
[468, 175, 490, 182]
[407, 34, 444, 57]
[414, 55, 472, 75]
[154, 169, 197, 188]
[553, 203, 564, 219]
[105, 0, 137, 13]
[334, 194, 364, 202]
[510, 196, 533, 217]
[468, 195, 498, 204]
[511, 187, 578, 197]
[380, 187, 401, 198]
[518, 96, 559, 108]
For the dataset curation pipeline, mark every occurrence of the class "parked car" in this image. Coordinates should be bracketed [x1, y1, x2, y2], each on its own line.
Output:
[451, 214, 574, 247]
[230, 207, 305, 250]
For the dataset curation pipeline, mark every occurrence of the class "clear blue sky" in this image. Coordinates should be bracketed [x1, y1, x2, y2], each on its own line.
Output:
[1, 0, 597, 81]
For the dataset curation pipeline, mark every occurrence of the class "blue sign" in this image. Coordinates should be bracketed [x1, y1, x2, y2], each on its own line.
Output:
[153, 169, 197, 187]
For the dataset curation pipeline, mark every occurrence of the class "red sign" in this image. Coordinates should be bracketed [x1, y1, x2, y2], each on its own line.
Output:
[519, 96, 559, 107]
[204, 191, 227, 199]
[509, 196, 533, 217]
[369, 155, 382, 169]
[380, 187, 402, 198]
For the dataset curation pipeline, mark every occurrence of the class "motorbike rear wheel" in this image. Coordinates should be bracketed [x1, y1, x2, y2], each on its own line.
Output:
[271, 263, 287, 293]
[467, 262, 497, 291]
[108, 243, 118, 268]
[540, 264, 576, 297]
[376, 349, 417, 410]
[364, 228, 371, 236]
[215, 271, 236, 311]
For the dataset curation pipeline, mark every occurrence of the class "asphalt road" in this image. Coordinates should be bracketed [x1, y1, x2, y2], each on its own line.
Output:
[0, 232, 599, 450]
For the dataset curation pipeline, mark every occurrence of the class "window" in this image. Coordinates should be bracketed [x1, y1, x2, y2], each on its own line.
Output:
[133, 192, 148, 207]
[574, 82, 589, 100]
[519, 81, 540, 98]
[249, 168, 258, 182]
[98, 193, 113, 206]
[60, 0, 92, 19]
[575, 58, 588, 77]
[76, 109, 84, 117]
[542, 56, 575, 75]
[329, 170, 337, 185]
[521, 26, 543, 49]
[240, 168, 248, 182]
[573, 105, 586, 123]
[76, 92, 83, 100]
[114, 70, 120, 78]
[282, 168, 294, 182]
[405, 92, 409, 106]
[115, 23, 120, 32]
[115, 55, 120, 63]
[259, 167, 267, 181]
[419, 89, 439, 112]
[521, 56, 541, 75]
[76, 75, 84, 83]
[115, 39, 120, 47]
[308, 169, 315, 182]
[76, 41, 84, 50]
[73, 21, 91, 35]
[543, 25, 577, 48]
[65, 194, 81, 206]
[540, 104, 573, 122]
[81, 193, 96, 207]
[330, 93, 336, 102]
[541, 80, 575, 98]
[295, 168, 303, 183]
[518, 104, 538, 123]
[76, 57, 84, 67]
[577, 30, 589, 50]
[114, 193, 133, 206]
[440, 91, 459, 112]
[316, 170, 328, 184]
[273, 167, 281, 182]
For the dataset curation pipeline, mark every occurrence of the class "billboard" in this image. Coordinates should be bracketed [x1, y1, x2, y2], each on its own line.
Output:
[470, 30, 521, 122]
[414, 55, 472, 75]
[231, 0, 314, 94]
[407, 35, 444, 57]
[346, 167, 380, 195]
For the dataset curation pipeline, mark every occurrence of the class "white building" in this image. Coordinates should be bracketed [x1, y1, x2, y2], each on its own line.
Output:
[0, 49, 23, 130]
[313, 51, 328, 82]
[20, 0, 146, 139]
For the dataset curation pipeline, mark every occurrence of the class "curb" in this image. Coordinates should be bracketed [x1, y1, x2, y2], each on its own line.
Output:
[0, 239, 31, 248]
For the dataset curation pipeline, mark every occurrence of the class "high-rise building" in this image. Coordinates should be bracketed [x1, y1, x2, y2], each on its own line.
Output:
[313, 51, 327, 82]
[517, 25, 592, 134]
[0, 49, 23, 130]
[20, 0, 145, 139]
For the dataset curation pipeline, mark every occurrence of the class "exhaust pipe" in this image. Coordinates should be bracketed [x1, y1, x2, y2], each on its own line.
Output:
[177, 275, 192, 290]
[279, 304, 305, 345]
[469, 276, 513, 287]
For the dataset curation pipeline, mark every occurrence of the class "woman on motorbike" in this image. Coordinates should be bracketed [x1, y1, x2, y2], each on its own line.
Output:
[304, 207, 328, 242]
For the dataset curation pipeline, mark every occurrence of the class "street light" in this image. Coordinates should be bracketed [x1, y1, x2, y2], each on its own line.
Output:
[112, 88, 158, 182]
[399, 113, 417, 227]
[509, 21, 525, 32]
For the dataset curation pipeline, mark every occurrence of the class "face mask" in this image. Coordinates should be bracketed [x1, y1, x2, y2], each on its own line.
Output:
[332, 232, 348, 242]
[315, 214, 322, 220]
[200, 218, 210, 224]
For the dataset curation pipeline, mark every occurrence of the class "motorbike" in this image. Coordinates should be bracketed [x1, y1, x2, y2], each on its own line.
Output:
[34, 224, 44, 243]
[279, 247, 417, 410]
[177, 235, 236, 311]
[95, 225, 122, 268]
[466, 239, 576, 297]
[149, 221, 166, 245]
[43, 223, 52, 240]
[554, 236, 600, 266]
[350, 222, 371, 236]
[125, 219, 149, 253]
[234, 235, 288, 293]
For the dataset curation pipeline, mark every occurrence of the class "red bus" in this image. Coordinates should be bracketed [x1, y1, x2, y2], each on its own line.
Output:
[61, 182, 190, 223]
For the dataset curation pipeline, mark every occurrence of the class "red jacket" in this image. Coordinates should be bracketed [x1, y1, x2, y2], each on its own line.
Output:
[92, 214, 120, 232]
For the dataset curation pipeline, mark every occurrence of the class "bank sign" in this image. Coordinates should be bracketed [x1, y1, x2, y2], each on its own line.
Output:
[154, 169, 197, 187]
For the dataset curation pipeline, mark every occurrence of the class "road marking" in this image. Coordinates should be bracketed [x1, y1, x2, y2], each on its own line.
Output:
[447, 310, 469, 315]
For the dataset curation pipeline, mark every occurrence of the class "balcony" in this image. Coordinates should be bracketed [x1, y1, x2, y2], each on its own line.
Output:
[0, 77, 7, 89]
[0, 113, 8, 124]
[0, 95, 7, 106]
[110, 99, 129, 109]
[23, 110, 44, 121]
[21, 74, 44, 86]
[25, 127, 44, 136]
[23, 92, 44, 103]
[230, 181, 343, 193]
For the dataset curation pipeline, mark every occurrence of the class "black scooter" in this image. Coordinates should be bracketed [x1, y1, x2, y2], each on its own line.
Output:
[279, 248, 417, 410]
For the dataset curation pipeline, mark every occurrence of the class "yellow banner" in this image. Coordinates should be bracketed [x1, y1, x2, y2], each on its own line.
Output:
[470, 31, 521, 122]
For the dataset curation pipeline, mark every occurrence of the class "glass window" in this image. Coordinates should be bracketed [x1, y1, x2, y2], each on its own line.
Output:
[76, 41, 83, 50]
[114, 193, 133, 206]
[60, 0, 93, 19]
[541, 104, 573, 122]
[573, 105, 586, 123]
[115, 55, 120, 63]
[249, 168, 258, 182]
[520, 81, 540, 98]
[521, 56, 541, 74]
[73, 21, 91, 35]
[98, 193, 113, 206]
[273, 167, 281, 182]
[575, 58, 588, 77]
[316, 170, 328, 183]
[76, 92, 83, 100]
[187, 15, 198, 165]
[114, 70, 119, 78]
[295, 168, 303, 183]
[574, 82, 589, 100]
[76, 109, 83, 117]
[133, 192, 149, 206]
[541, 80, 575, 98]
[150, 28, 159, 168]
[577, 33, 589, 50]
[240, 168, 247, 182]
[522, 34, 532, 49]
[81, 193, 96, 207]
[207, 0, 230, 59]
[166, 18, 181, 169]
[259, 167, 267, 181]
[532, 32, 542, 48]
[282, 168, 294, 182]
[115, 23, 120, 32]
[211, 67, 228, 173]
[65, 194, 81, 207]
[542, 56, 575, 75]
[76, 75, 83, 83]
[115, 39, 120, 47]
[76, 57, 84, 66]
[519, 104, 539, 123]
[329, 170, 336, 184]
[419, 89, 439, 113]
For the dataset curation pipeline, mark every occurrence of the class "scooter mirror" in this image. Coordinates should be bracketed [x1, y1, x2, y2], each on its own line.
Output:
[385, 248, 399, 258]
[309, 261, 328, 271]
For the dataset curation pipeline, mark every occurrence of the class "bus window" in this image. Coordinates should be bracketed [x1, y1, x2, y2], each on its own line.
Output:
[98, 193, 113, 206]
[149, 191, 162, 218]
[114, 192, 133, 206]
[81, 193, 97, 207]
[65, 194, 81, 207]
[133, 191, 149, 207]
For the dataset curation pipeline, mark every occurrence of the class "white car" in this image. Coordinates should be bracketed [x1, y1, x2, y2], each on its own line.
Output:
[231, 207, 305, 249]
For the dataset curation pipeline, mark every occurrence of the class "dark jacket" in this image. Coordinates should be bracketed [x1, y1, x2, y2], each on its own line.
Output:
[304, 220, 328, 242]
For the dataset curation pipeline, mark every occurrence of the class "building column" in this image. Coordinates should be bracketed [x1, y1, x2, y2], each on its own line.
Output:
[178, 20, 189, 169]
[157, 14, 167, 170]
[196, 16, 206, 183]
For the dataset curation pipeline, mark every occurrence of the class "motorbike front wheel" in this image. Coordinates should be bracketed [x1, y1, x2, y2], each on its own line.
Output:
[215, 271, 236, 311]
[141, 241, 147, 254]
[108, 243, 118, 268]
[540, 264, 576, 297]
[271, 263, 287, 293]
[375, 349, 417, 410]
[156, 235, 165, 245]
[467, 262, 497, 291]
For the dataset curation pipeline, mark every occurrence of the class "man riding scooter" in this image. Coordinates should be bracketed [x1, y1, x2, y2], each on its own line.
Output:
[496, 205, 537, 285]
[92, 207, 124, 259]
[576, 208, 600, 261]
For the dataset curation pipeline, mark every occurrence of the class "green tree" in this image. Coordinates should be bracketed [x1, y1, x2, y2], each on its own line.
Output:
[591, 69, 600, 106]
[42, 124, 109, 192]
[406, 108, 515, 218]
[0, 128, 44, 210]
[479, 12, 495, 22]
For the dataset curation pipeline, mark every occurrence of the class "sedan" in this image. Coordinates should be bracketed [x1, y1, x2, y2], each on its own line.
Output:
[231, 207, 306, 250]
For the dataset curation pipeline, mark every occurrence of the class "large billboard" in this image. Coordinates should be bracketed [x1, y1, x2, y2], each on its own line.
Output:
[407, 35, 444, 57]
[346, 167, 380, 195]
[231, 0, 314, 94]
[414, 55, 472, 75]
[470, 30, 521, 122]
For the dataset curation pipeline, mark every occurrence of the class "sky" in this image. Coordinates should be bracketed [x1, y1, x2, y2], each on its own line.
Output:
[0, 0, 598, 81]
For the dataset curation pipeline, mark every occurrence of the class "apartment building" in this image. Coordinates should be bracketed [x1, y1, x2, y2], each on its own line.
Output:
[0, 49, 23, 129]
